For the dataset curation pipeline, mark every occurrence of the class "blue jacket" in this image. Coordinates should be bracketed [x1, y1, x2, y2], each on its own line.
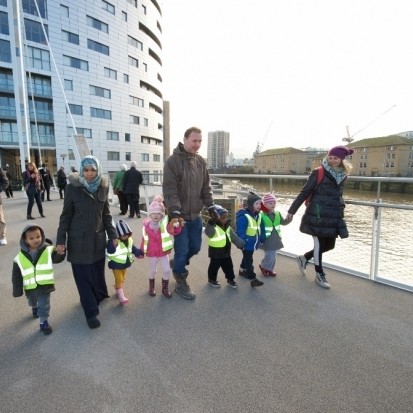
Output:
[235, 208, 261, 251]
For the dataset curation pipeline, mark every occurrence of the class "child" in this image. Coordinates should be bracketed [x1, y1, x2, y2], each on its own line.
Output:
[235, 192, 264, 287]
[259, 193, 290, 277]
[140, 197, 184, 298]
[106, 220, 143, 304]
[12, 224, 65, 335]
[205, 205, 245, 288]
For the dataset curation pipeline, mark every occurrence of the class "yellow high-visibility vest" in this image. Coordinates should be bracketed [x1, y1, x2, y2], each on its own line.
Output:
[208, 226, 231, 248]
[142, 218, 173, 253]
[260, 212, 282, 239]
[106, 237, 135, 264]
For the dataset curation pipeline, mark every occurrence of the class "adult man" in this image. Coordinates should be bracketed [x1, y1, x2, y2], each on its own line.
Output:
[57, 166, 67, 199]
[3, 167, 13, 198]
[162, 126, 214, 299]
[122, 161, 143, 218]
[0, 167, 9, 245]
[112, 163, 128, 215]
[39, 163, 52, 201]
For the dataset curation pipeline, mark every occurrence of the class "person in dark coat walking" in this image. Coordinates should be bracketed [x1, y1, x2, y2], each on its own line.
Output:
[0, 167, 9, 245]
[39, 163, 52, 201]
[286, 145, 354, 289]
[57, 166, 67, 199]
[3, 167, 13, 198]
[122, 161, 143, 218]
[56, 155, 118, 329]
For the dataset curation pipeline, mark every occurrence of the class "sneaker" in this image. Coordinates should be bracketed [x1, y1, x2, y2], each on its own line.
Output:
[227, 279, 238, 288]
[0, 238, 7, 246]
[39, 320, 52, 335]
[315, 272, 331, 289]
[208, 279, 221, 288]
[238, 268, 247, 277]
[296, 255, 308, 276]
[86, 316, 101, 329]
[32, 307, 39, 319]
[250, 278, 264, 287]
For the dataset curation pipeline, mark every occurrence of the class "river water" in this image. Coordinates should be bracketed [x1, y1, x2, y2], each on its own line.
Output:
[225, 180, 413, 289]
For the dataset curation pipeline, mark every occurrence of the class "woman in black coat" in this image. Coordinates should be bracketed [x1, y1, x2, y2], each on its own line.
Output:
[56, 156, 118, 329]
[286, 145, 354, 289]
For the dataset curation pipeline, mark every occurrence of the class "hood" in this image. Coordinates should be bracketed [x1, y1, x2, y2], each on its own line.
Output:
[20, 224, 46, 252]
[173, 142, 196, 159]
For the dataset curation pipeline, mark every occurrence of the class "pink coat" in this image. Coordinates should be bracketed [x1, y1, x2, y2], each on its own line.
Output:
[140, 218, 181, 258]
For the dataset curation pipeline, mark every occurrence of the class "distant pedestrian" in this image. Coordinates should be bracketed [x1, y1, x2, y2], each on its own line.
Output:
[57, 166, 67, 199]
[12, 224, 65, 335]
[3, 167, 13, 198]
[258, 193, 290, 277]
[122, 161, 143, 218]
[112, 163, 128, 215]
[106, 220, 143, 305]
[0, 167, 9, 245]
[236, 192, 264, 287]
[56, 155, 118, 329]
[140, 197, 184, 298]
[286, 145, 354, 289]
[39, 163, 52, 201]
[205, 205, 245, 288]
[23, 162, 45, 220]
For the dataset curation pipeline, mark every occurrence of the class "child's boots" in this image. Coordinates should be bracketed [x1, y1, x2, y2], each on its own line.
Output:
[149, 278, 156, 296]
[116, 287, 129, 304]
[162, 279, 172, 298]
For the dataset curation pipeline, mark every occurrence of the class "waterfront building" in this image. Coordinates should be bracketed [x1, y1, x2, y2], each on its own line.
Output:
[207, 130, 230, 170]
[0, 0, 164, 185]
[254, 134, 413, 177]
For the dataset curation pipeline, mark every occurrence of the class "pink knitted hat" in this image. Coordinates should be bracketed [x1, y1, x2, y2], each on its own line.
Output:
[262, 193, 277, 205]
[148, 201, 165, 216]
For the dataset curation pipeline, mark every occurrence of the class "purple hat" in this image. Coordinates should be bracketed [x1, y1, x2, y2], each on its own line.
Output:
[328, 146, 355, 160]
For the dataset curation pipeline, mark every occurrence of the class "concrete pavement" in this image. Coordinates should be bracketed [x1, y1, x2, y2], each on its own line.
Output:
[0, 190, 412, 413]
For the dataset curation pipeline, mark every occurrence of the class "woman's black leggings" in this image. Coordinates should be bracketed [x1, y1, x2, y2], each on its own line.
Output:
[304, 236, 336, 273]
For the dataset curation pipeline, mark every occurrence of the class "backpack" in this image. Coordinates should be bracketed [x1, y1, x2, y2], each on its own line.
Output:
[304, 166, 325, 206]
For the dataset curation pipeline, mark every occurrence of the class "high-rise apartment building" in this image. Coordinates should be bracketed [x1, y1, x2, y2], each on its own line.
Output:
[207, 130, 230, 170]
[0, 0, 164, 183]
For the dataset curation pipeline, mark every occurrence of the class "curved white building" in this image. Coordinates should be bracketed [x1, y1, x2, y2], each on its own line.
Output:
[0, 0, 164, 183]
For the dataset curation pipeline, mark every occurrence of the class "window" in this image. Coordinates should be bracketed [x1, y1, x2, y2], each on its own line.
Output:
[102, 0, 115, 14]
[90, 85, 111, 98]
[127, 0, 137, 7]
[22, 0, 47, 18]
[128, 56, 138, 68]
[143, 63, 148, 72]
[62, 30, 79, 45]
[359, 162, 367, 168]
[64, 79, 73, 91]
[60, 4, 69, 17]
[104, 67, 117, 79]
[91, 107, 112, 120]
[0, 12, 9, 35]
[128, 36, 143, 50]
[87, 15, 108, 33]
[141, 153, 149, 162]
[87, 39, 109, 55]
[386, 153, 396, 159]
[142, 4, 147, 14]
[0, 40, 11, 63]
[64, 55, 88, 71]
[24, 19, 48, 44]
[106, 131, 119, 141]
[107, 151, 120, 161]
[125, 152, 131, 161]
[125, 133, 130, 142]
[0, 0, 7, 6]
[129, 115, 139, 124]
[122, 11, 127, 21]
[129, 96, 144, 107]
[67, 127, 92, 138]
[143, 118, 148, 126]
[68, 104, 83, 115]
[153, 154, 160, 162]
[28, 46, 50, 70]
[123, 74, 129, 83]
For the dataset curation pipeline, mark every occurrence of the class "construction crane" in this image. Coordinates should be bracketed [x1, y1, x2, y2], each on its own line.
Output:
[342, 105, 397, 144]
[254, 121, 274, 156]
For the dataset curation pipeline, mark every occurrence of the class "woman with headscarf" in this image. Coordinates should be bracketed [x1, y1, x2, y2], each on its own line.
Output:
[56, 156, 118, 329]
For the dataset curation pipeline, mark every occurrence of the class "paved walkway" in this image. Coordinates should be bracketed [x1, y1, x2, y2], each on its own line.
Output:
[0, 191, 412, 413]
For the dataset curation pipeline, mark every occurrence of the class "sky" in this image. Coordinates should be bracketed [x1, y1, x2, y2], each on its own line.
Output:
[160, 0, 413, 159]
